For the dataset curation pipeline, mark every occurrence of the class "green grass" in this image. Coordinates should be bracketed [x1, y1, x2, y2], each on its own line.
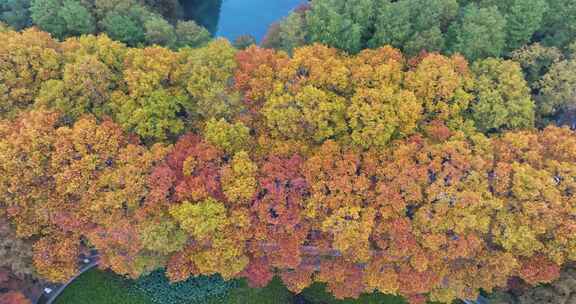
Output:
[54, 269, 153, 304]
[53, 269, 294, 304]
[215, 276, 294, 304]
[54, 268, 416, 304]
[301, 283, 407, 304]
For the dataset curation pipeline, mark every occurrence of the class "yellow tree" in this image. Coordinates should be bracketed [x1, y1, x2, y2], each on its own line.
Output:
[169, 198, 250, 280]
[203, 118, 251, 155]
[279, 44, 350, 94]
[179, 39, 243, 121]
[404, 53, 474, 130]
[0, 29, 61, 118]
[348, 46, 405, 89]
[221, 151, 258, 205]
[60, 34, 128, 85]
[0, 110, 60, 237]
[492, 126, 576, 266]
[35, 55, 114, 121]
[262, 85, 348, 142]
[347, 87, 421, 148]
[111, 46, 188, 141]
[32, 233, 79, 283]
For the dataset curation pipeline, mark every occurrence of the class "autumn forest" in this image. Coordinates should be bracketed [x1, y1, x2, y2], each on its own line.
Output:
[1, 0, 576, 304]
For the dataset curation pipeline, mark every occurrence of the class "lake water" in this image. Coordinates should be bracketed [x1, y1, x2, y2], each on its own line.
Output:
[216, 0, 305, 42]
[181, 0, 306, 42]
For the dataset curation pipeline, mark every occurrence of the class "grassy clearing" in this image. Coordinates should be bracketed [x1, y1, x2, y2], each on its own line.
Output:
[300, 283, 407, 304]
[54, 268, 414, 304]
[54, 269, 153, 304]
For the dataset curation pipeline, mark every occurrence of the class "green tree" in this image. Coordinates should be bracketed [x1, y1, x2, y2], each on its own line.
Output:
[537, 59, 576, 117]
[30, 0, 95, 38]
[261, 23, 283, 50]
[59, 0, 95, 35]
[370, 0, 458, 55]
[448, 4, 507, 61]
[140, 0, 182, 22]
[470, 58, 534, 131]
[370, 1, 411, 51]
[101, 11, 145, 46]
[143, 15, 176, 47]
[233, 35, 256, 50]
[92, 0, 140, 19]
[511, 43, 562, 89]
[0, 0, 32, 30]
[278, 10, 307, 53]
[30, 0, 66, 37]
[501, 0, 547, 51]
[306, 0, 373, 53]
[539, 0, 576, 49]
[175, 20, 211, 49]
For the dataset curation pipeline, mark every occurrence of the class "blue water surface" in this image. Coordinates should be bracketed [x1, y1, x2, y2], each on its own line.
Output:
[215, 0, 305, 42]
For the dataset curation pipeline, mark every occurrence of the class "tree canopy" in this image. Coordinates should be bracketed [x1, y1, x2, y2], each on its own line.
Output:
[266, 0, 574, 61]
[1, 24, 576, 304]
[3, 0, 213, 49]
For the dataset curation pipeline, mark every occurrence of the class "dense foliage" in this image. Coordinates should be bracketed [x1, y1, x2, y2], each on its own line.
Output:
[131, 269, 235, 304]
[0, 12, 576, 304]
[487, 266, 576, 304]
[0, 0, 211, 48]
[266, 0, 574, 60]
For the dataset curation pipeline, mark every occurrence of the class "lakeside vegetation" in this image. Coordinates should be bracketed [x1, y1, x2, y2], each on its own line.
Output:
[0, 0, 214, 48]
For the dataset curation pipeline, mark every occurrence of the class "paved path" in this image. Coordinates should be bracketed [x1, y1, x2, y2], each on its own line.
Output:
[35, 253, 99, 304]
